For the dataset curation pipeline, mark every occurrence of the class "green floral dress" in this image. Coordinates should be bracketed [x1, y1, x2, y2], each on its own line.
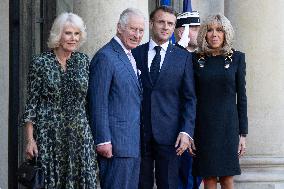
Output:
[22, 51, 98, 189]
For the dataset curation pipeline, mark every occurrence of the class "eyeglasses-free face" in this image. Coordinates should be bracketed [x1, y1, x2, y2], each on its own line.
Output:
[150, 10, 176, 45]
[59, 24, 81, 52]
[206, 22, 225, 50]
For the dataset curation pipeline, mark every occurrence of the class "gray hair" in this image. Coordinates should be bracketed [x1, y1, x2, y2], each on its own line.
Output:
[118, 8, 145, 28]
[197, 14, 234, 55]
[47, 12, 87, 49]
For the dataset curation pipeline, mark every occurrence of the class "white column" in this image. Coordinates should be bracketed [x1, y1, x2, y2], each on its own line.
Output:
[0, 0, 9, 188]
[226, 0, 284, 188]
[192, 0, 224, 21]
[73, 0, 149, 57]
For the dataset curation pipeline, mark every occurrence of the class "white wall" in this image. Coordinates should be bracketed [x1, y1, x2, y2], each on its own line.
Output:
[0, 0, 9, 188]
[73, 0, 149, 57]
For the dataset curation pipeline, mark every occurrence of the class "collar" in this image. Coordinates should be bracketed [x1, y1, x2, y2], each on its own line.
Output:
[114, 35, 131, 54]
[149, 39, 169, 52]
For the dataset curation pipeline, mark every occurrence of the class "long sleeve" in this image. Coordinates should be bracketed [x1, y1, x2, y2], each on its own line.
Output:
[88, 52, 113, 145]
[22, 57, 43, 126]
[180, 52, 197, 137]
[236, 52, 248, 134]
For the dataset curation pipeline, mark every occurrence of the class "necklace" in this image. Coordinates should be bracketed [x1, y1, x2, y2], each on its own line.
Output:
[55, 54, 67, 71]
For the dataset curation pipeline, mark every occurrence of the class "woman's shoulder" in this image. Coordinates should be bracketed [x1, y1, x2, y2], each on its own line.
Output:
[32, 51, 53, 60]
[232, 49, 245, 61]
[192, 52, 199, 59]
[30, 51, 55, 67]
[191, 52, 204, 64]
[232, 49, 245, 58]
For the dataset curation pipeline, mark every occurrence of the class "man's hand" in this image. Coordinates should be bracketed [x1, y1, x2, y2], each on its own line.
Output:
[96, 143, 113, 158]
[175, 133, 195, 156]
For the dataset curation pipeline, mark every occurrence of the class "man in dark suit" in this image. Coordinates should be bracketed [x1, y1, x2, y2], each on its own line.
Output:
[88, 8, 145, 189]
[132, 6, 196, 189]
[174, 11, 203, 189]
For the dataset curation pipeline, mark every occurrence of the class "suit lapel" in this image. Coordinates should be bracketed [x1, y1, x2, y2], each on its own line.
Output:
[111, 39, 142, 91]
[139, 43, 153, 87]
[159, 43, 174, 74]
[150, 43, 175, 86]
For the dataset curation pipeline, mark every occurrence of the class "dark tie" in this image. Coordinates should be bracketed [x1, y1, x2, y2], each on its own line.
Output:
[150, 46, 162, 84]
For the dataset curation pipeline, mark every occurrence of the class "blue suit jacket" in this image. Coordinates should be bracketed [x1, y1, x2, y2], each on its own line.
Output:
[132, 42, 196, 145]
[88, 38, 142, 157]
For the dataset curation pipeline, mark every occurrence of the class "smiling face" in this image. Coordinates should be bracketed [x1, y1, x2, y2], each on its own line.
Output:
[206, 22, 225, 50]
[59, 24, 81, 52]
[117, 15, 145, 50]
[150, 10, 176, 45]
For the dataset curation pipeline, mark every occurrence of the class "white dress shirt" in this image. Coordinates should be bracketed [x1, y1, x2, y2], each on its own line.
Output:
[148, 39, 169, 70]
[148, 39, 193, 141]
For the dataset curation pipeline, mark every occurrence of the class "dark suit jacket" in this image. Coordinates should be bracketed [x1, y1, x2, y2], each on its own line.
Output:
[132, 42, 196, 145]
[174, 43, 187, 51]
[88, 38, 142, 157]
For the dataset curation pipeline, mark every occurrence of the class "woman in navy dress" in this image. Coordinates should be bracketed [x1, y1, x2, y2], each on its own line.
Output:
[192, 14, 248, 189]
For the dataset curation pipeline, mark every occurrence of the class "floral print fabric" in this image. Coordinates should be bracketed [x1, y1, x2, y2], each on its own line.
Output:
[22, 51, 98, 189]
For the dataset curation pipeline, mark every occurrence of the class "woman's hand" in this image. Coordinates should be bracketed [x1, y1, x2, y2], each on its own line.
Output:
[238, 135, 246, 157]
[25, 138, 38, 159]
[25, 122, 38, 159]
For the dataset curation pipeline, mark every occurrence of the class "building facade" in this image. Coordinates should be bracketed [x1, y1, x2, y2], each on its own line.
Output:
[1, 0, 284, 188]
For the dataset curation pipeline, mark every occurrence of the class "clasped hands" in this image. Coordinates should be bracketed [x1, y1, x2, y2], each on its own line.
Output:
[175, 133, 196, 156]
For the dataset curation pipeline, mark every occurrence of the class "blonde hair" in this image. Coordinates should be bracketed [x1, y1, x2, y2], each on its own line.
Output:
[47, 12, 87, 49]
[197, 14, 234, 55]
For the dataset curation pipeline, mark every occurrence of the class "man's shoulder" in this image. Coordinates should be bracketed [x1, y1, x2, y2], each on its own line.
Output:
[174, 43, 187, 51]
[95, 40, 116, 56]
[133, 42, 148, 52]
[90, 42, 115, 65]
[171, 44, 191, 57]
[132, 42, 149, 58]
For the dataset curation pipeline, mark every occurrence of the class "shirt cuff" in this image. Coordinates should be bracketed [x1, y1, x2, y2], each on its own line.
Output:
[180, 132, 193, 141]
[97, 141, 111, 146]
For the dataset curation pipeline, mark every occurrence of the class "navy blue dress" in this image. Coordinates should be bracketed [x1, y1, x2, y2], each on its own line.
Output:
[192, 51, 248, 177]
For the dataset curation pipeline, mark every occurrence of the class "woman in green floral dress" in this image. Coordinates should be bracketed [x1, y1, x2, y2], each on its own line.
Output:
[22, 12, 98, 188]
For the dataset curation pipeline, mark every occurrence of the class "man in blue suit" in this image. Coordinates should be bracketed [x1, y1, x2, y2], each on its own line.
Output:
[88, 8, 145, 189]
[132, 6, 196, 189]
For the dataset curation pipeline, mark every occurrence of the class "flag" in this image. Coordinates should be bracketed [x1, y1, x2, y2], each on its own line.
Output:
[183, 0, 192, 12]
[160, 0, 171, 6]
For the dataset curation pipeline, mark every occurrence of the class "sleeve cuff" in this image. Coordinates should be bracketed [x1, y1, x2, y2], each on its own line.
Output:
[96, 141, 111, 146]
[180, 132, 193, 141]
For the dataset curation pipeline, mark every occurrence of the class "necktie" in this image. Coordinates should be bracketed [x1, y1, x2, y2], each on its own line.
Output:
[150, 46, 162, 84]
[127, 51, 138, 77]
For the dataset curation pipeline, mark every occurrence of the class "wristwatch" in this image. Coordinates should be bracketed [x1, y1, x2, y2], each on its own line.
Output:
[240, 134, 247, 137]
